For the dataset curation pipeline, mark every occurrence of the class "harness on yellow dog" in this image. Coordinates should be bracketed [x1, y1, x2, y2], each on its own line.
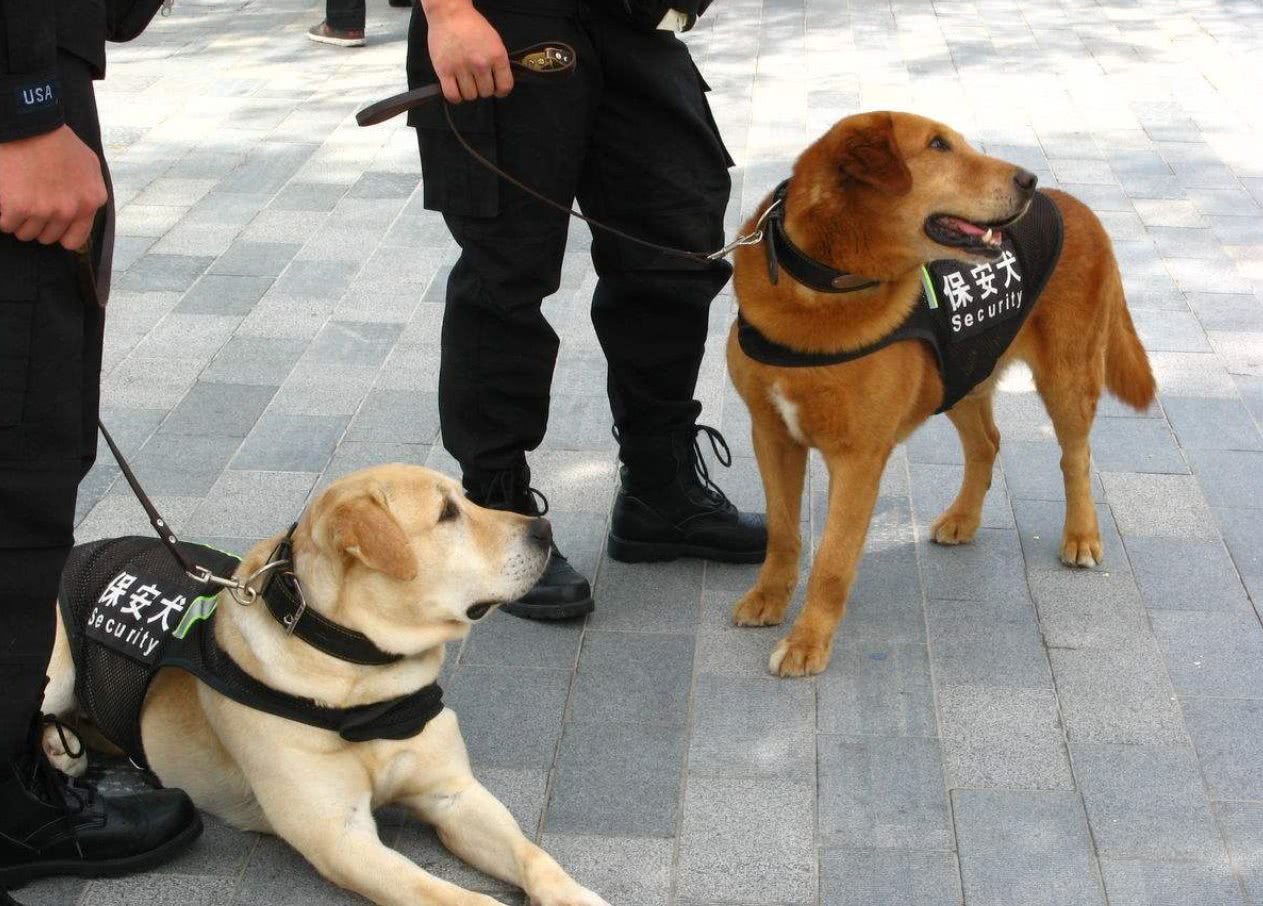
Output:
[58, 535, 444, 775]
[737, 185, 1064, 413]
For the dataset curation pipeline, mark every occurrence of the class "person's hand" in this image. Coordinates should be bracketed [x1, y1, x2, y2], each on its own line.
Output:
[0, 126, 107, 251]
[423, 0, 513, 103]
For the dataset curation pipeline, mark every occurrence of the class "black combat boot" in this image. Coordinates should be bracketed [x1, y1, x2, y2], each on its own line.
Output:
[0, 717, 202, 890]
[467, 465, 594, 620]
[608, 425, 767, 563]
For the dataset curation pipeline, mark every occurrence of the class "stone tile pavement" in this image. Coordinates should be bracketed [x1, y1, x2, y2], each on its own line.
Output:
[20, 0, 1263, 903]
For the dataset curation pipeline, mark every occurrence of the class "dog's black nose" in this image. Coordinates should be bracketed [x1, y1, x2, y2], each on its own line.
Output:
[1013, 168, 1038, 195]
[528, 517, 552, 546]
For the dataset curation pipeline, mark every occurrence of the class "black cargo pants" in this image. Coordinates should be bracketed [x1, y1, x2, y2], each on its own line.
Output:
[0, 52, 109, 761]
[407, 0, 733, 489]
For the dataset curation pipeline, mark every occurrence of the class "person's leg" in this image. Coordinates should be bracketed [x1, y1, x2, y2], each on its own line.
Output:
[576, 11, 765, 563]
[325, 0, 366, 32]
[0, 51, 201, 891]
[406, 3, 600, 618]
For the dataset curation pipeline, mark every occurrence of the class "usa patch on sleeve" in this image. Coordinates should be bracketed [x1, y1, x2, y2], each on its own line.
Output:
[14, 79, 59, 115]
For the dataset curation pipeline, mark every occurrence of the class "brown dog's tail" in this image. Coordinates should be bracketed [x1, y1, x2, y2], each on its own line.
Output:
[1105, 287, 1157, 411]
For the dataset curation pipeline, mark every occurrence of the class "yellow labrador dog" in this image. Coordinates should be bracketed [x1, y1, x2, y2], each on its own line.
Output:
[40, 464, 610, 906]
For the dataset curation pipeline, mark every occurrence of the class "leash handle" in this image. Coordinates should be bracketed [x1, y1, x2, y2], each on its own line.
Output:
[355, 42, 577, 127]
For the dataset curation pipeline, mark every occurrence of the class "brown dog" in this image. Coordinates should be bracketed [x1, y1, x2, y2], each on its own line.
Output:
[727, 111, 1156, 677]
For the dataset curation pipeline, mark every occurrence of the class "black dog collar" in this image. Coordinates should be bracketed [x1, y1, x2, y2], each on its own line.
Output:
[764, 180, 881, 294]
[260, 527, 404, 667]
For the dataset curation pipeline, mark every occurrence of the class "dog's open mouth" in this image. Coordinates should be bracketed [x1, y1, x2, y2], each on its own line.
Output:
[925, 206, 1029, 257]
[465, 601, 499, 621]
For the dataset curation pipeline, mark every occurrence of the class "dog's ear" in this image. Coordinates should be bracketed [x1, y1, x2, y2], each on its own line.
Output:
[837, 117, 912, 195]
[331, 486, 418, 582]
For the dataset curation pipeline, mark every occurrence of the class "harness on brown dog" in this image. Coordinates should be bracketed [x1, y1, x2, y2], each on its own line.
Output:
[738, 186, 1064, 413]
[58, 535, 444, 775]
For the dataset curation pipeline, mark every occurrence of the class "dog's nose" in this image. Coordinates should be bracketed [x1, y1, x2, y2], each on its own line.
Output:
[1013, 168, 1038, 195]
[527, 517, 552, 546]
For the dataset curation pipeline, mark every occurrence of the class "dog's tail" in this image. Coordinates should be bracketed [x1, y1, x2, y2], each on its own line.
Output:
[1105, 285, 1157, 411]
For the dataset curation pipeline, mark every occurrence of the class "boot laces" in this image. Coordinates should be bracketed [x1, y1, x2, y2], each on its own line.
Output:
[480, 470, 550, 516]
[689, 424, 734, 506]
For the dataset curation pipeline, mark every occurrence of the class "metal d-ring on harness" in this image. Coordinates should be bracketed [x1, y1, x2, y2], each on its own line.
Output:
[98, 421, 272, 607]
[355, 41, 783, 266]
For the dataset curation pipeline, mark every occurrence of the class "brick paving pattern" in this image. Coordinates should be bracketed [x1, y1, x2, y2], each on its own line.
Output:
[22, 0, 1263, 902]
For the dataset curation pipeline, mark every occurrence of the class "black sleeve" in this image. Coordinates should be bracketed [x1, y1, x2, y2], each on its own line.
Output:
[0, 0, 65, 142]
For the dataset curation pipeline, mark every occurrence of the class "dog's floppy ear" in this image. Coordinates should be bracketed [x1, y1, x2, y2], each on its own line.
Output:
[330, 485, 418, 581]
[837, 116, 911, 195]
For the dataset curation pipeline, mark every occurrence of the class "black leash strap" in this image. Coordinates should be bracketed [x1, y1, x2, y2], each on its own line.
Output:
[98, 420, 254, 597]
[355, 41, 768, 266]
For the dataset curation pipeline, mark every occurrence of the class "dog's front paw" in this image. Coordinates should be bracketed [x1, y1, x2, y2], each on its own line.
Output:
[1060, 532, 1103, 568]
[769, 634, 831, 677]
[532, 885, 612, 906]
[41, 723, 88, 777]
[931, 509, 981, 545]
[733, 588, 789, 627]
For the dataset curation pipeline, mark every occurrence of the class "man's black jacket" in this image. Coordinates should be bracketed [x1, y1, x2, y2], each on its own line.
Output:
[0, 0, 105, 142]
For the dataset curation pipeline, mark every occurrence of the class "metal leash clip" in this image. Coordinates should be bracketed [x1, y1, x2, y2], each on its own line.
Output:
[705, 198, 782, 261]
[186, 565, 259, 606]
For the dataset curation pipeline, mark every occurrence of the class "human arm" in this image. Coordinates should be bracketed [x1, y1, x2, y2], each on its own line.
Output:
[0, 1, 107, 249]
[420, 0, 513, 103]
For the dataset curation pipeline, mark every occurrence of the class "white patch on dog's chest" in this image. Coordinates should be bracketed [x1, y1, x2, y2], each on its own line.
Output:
[768, 383, 807, 444]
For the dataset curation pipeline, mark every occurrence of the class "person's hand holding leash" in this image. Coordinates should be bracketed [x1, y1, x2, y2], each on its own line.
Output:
[423, 0, 513, 102]
[0, 125, 106, 250]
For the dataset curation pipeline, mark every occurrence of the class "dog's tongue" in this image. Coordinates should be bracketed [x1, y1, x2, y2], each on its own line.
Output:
[941, 216, 986, 237]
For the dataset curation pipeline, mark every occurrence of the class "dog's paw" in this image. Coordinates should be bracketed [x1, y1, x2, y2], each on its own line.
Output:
[931, 509, 981, 545]
[41, 723, 88, 777]
[769, 635, 831, 677]
[733, 589, 789, 627]
[1060, 532, 1103, 568]
[532, 886, 612, 906]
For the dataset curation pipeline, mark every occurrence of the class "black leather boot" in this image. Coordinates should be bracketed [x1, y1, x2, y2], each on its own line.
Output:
[0, 718, 202, 889]
[467, 466, 594, 620]
[609, 425, 767, 563]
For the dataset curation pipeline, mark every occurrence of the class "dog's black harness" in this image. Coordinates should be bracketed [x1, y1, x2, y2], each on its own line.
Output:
[738, 187, 1064, 413]
[58, 535, 445, 773]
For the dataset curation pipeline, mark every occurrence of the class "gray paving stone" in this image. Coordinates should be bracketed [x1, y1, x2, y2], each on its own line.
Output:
[77, 874, 236, 906]
[208, 240, 301, 278]
[230, 412, 349, 473]
[569, 631, 694, 726]
[200, 336, 306, 386]
[1048, 640, 1185, 746]
[819, 850, 963, 906]
[545, 721, 685, 837]
[306, 320, 404, 367]
[344, 388, 441, 445]
[918, 528, 1030, 601]
[189, 470, 315, 539]
[1089, 416, 1189, 473]
[270, 363, 377, 417]
[175, 274, 274, 315]
[1185, 293, 1263, 332]
[909, 462, 1014, 530]
[1098, 858, 1245, 906]
[818, 735, 952, 850]
[1187, 448, 1263, 509]
[1185, 697, 1263, 801]
[157, 381, 277, 438]
[1126, 537, 1252, 612]
[1214, 506, 1263, 604]
[818, 639, 936, 738]
[116, 254, 216, 293]
[1028, 566, 1151, 648]
[1163, 396, 1263, 451]
[272, 259, 361, 301]
[936, 684, 1074, 790]
[843, 545, 927, 643]
[1100, 471, 1220, 541]
[953, 790, 1105, 906]
[232, 834, 364, 905]
[537, 835, 673, 906]
[1073, 743, 1223, 859]
[676, 776, 816, 904]
[106, 433, 241, 496]
[926, 597, 1052, 689]
[1000, 440, 1105, 502]
[689, 673, 815, 779]
[1216, 802, 1263, 904]
[1152, 610, 1263, 698]
[590, 558, 704, 632]
[443, 664, 570, 769]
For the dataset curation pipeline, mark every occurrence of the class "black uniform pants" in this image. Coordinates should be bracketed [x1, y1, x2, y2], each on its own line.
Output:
[327, 0, 366, 31]
[0, 52, 108, 762]
[407, 0, 733, 488]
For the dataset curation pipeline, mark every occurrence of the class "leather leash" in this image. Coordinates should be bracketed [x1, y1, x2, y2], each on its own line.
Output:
[355, 41, 767, 264]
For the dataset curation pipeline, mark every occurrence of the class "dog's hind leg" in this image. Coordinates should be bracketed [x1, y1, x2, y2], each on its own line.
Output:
[733, 416, 808, 627]
[931, 393, 1000, 545]
[1034, 366, 1104, 567]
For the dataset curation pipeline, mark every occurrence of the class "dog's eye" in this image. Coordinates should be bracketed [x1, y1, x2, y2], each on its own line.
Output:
[929, 136, 951, 152]
[438, 498, 459, 523]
